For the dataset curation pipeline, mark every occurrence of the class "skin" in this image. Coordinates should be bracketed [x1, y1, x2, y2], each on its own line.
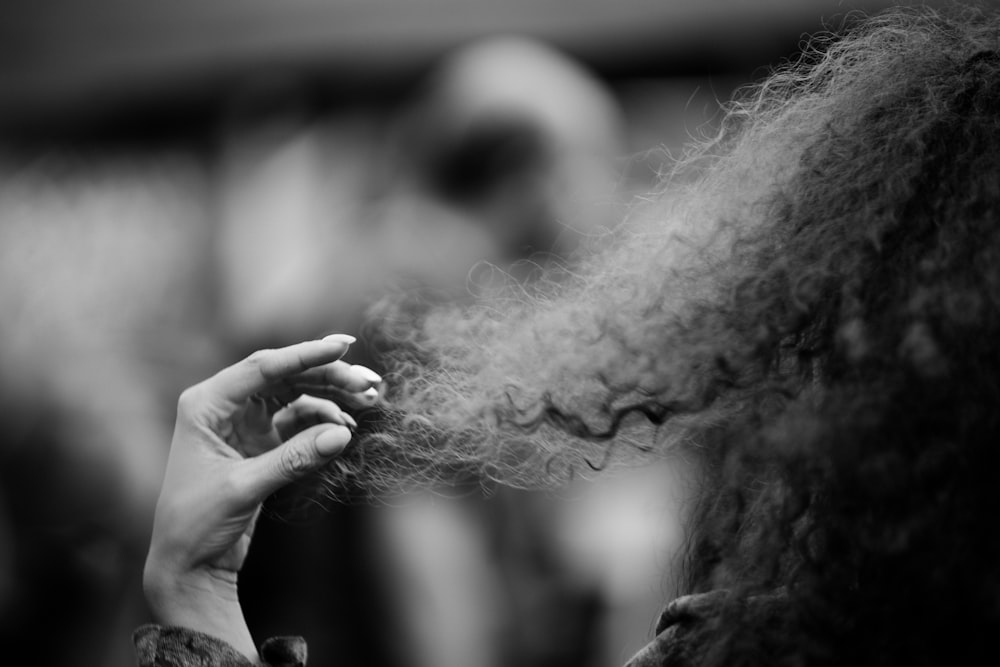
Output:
[143, 334, 380, 662]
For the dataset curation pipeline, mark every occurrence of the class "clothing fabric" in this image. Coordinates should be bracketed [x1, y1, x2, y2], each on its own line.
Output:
[134, 590, 755, 666]
[623, 590, 730, 667]
[133, 625, 307, 667]
[624, 588, 786, 667]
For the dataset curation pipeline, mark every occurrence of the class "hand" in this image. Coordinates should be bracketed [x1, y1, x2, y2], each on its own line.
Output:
[143, 335, 380, 660]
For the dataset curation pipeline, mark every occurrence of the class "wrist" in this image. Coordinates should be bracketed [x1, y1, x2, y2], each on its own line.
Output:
[143, 558, 259, 662]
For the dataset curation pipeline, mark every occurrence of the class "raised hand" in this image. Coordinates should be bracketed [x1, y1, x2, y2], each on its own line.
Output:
[143, 335, 380, 660]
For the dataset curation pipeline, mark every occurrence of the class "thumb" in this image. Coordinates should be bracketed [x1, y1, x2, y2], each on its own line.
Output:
[242, 424, 351, 500]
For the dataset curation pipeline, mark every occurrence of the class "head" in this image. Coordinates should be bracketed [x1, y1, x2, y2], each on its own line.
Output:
[331, 7, 1000, 664]
[373, 36, 625, 292]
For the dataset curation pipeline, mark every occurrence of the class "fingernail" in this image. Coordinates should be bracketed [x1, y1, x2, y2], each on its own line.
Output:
[323, 333, 356, 345]
[316, 427, 349, 457]
[351, 365, 382, 384]
[361, 387, 380, 402]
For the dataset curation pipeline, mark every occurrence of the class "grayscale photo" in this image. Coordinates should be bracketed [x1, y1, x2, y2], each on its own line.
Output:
[1, 1, 998, 665]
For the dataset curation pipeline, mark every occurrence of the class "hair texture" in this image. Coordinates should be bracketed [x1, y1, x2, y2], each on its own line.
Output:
[323, 6, 1000, 665]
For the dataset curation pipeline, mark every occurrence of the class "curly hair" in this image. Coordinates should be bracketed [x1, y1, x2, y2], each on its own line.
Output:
[323, 6, 1000, 664]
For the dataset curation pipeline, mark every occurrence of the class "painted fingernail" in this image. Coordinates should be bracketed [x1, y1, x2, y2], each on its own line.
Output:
[316, 427, 349, 457]
[323, 333, 356, 345]
[351, 365, 382, 385]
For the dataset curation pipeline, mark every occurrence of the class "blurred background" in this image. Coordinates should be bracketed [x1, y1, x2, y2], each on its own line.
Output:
[0, 1, 966, 665]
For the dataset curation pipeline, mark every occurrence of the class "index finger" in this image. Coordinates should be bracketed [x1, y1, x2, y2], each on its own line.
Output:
[205, 335, 356, 406]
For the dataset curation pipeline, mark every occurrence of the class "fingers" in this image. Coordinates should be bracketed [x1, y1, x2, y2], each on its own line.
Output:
[241, 424, 352, 499]
[307, 385, 381, 411]
[273, 394, 358, 442]
[202, 335, 357, 406]
[268, 361, 382, 401]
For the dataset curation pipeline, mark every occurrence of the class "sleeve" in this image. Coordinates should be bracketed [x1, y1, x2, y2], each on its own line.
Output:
[133, 625, 308, 667]
[622, 589, 787, 667]
[622, 591, 728, 667]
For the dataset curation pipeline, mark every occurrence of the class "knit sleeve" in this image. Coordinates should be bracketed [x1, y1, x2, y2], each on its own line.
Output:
[134, 625, 307, 667]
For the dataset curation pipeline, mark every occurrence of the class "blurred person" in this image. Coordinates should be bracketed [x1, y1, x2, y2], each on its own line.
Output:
[138, 6, 1000, 667]
[372, 36, 625, 293]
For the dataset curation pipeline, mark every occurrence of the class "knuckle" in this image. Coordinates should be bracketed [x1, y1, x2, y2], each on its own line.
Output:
[278, 445, 315, 478]
[176, 386, 202, 416]
[293, 350, 309, 373]
[246, 349, 278, 382]
[288, 401, 308, 420]
[245, 349, 271, 368]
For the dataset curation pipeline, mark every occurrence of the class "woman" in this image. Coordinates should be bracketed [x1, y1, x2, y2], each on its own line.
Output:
[137, 7, 1000, 666]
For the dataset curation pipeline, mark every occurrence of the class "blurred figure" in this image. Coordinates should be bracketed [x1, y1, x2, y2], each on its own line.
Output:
[373, 36, 626, 292]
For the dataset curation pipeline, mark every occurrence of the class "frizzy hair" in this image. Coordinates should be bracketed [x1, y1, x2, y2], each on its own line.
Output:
[324, 7, 1000, 663]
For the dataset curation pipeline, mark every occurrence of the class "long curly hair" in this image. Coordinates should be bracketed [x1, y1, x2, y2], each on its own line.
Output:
[324, 6, 1000, 664]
